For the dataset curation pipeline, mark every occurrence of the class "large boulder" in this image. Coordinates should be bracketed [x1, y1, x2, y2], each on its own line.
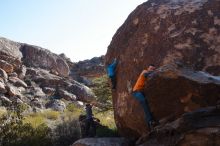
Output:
[105, 0, 220, 138]
[20, 44, 70, 77]
[106, 0, 220, 75]
[27, 68, 95, 102]
[139, 106, 220, 146]
[67, 80, 95, 102]
[109, 64, 220, 137]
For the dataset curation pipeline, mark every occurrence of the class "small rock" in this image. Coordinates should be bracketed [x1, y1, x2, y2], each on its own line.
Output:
[8, 77, 27, 88]
[58, 89, 77, 101]
[45, 99, 66, 111]
[0, 68, 8, 80]
[5, 84, 22, 97]
[0, 82, 7, 93]
[9, 72, 18, 78]
[0, 95, 12, 105]
[30, 98, 44, 109]
[43, 87, 56, 96]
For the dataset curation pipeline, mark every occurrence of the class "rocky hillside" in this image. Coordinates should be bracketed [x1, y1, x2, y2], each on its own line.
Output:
[0, 37, 95, 112]
[106, 0, 220, 145]
[70, 56, 105, 85]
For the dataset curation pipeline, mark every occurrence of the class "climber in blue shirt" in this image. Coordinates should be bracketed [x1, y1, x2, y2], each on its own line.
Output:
[107, 58, 118, 89]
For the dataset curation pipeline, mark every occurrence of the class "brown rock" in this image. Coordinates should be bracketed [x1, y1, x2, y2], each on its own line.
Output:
[20, 44, 70, 77]
[140, 107, 220, 146]
[0, 54, 22, 71]
[0, 60, 14, 73]
[106, 0, 220, 75]
[108, 64, 220, 137]
[105, 0, 220, 137]
[6, 84, 22, 97]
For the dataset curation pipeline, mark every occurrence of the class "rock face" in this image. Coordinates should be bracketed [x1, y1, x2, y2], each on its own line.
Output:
[21, 44, 70, 77]
[140, 106, 220, 146]
[105, 0, 220, 138]
[106, 0, 220, 75]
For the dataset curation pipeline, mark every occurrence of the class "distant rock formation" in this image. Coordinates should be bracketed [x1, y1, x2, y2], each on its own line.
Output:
[20, 44, 70, 77]
[70, 56, 105, 85]
[0, 37, 95, 111]
[105, 0, 220, 141]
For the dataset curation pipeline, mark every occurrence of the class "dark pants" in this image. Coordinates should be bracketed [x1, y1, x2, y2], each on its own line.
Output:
[132, 91, 153, 126]
[110, 76, 116, 89]
[85, 118, 96, 137]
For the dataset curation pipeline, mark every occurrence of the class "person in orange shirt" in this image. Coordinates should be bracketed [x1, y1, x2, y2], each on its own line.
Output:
[132, 64, 159, 131]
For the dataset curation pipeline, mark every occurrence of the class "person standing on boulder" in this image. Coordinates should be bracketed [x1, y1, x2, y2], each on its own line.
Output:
[107, 58, 118, 89]
[85, 103, 96, 137]
[132, 64, 159, 131]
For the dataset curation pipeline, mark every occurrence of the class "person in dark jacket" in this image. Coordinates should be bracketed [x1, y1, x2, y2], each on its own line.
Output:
[85, 103, 96, 137]
[107, 58, 118, 89]
[132, 64, 159, 131]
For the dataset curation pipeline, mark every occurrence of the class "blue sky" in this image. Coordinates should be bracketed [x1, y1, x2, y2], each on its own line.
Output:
[0, 0, 146, 61]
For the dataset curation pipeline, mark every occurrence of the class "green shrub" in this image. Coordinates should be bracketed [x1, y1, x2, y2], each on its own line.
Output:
[66, 103, 83, 113]
[0, 107, 6, 118]
[96, 126, 118, 137]
[0, 104, 52, 146]
[91, 75, 112, 110]
[94, 110, 118, 137]
[42, 110, 60, 120]
[23, 114, 45, 128]
[52, 118, 81, 146]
